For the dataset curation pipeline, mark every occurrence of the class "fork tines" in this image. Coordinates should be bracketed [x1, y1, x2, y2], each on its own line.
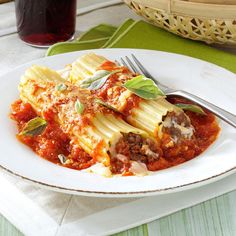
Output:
[119, 54, 153, 79]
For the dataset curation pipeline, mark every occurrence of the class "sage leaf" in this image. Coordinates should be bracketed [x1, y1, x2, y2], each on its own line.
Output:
[75, 99, 84, 114]
[58, 154, 67, 164]
[80, 70, 111, 89]
[87, 75, 110, 90]
[175, 103, 206, 115]
[124, 75, 165, 99]
[56, 83, 67, 92]
[20, 117, 47, 136]
[80, 69, 122, 90]
[95, 98, 121, 113]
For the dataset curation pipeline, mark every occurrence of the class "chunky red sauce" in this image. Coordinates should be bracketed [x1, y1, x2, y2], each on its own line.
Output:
[97, 61, 219, 172]
[109, 98, 220, 173]
[122, 94, 142, 116]
[96, 61, 142, 115]
[11, 96, 220, 174]
[146, 97, 220, 171]
[97, 61, 128, 73]
[11, 100, 94, 170]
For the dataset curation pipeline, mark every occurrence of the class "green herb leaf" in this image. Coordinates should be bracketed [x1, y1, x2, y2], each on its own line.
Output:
[80, 69, 122, 90]
[20, 117, 47, 136]
[87, 75, 110, 90]
[56, 83, 67, 92]
[80, 70, 111, 89]
[75, 99, 84, 114]
[124, 75, 165, 99]
[95, 98, 121, 114]
[58, 154, 67, 164]
[175, 103, 206, 115]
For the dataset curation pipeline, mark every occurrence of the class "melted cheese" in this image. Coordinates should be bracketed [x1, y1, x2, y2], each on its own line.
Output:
[129, 161, 148, 176]
[87, 163, 112, 177]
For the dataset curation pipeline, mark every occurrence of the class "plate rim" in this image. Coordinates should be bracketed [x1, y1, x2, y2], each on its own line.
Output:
[1, 161, 236, 197]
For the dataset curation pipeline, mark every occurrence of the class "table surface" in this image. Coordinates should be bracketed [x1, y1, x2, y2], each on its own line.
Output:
[0, 1, 236, 236]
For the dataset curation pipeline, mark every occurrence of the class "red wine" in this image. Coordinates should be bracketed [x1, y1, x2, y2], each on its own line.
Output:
[15, 0, 76, 46]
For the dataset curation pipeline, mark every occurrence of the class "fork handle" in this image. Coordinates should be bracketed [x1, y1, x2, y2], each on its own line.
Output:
[170, 90, 236, 128]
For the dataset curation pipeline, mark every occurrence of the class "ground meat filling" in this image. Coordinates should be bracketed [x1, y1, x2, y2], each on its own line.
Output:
[111, 132, 162, 174]
[162, 111, 194, 143]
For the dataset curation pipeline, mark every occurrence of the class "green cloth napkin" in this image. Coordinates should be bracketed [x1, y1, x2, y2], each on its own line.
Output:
[47, 19, 236, 74]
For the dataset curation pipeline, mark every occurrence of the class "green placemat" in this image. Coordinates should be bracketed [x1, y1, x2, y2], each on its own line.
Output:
[47, 19, 236, 74]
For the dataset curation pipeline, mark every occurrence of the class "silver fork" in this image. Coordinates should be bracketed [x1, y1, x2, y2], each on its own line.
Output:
[120, 54, 236, 128]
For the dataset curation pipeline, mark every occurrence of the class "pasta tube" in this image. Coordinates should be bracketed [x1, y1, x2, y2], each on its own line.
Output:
[69, 53, 194, 142]
[19, 65, 162, 175]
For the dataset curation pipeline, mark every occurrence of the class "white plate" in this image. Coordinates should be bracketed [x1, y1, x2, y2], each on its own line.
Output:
[0, 48, 236, 197]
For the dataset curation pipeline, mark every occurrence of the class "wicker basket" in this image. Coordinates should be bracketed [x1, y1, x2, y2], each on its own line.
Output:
[124, 0, 236, 45]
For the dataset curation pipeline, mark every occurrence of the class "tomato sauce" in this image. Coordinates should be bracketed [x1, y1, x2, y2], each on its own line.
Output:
[11, 100, 94, 170]
[98, 61, 129, 73]
[122, 94, 142, 116]
[10, 96, 220, 174]
[95, 62, 142, 116]
[147, 97, 220, 171]
[95, 62, 219, 172]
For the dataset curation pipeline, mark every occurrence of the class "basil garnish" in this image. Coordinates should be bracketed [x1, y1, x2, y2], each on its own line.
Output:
[95, 98, 121, 114]
[56, 83, 67, 92]
[124, 75, 164, 100]
[175, 103, 206, 115]
[58, 154, 67, 164]
[75, 99, 84, 114]
[20, 117, 47, 136]
[80, 70, 111, 90]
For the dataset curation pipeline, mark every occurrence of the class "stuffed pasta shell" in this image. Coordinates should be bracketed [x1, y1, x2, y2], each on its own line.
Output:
[15, 65, 163, 176]
[69, 53, 194, 143]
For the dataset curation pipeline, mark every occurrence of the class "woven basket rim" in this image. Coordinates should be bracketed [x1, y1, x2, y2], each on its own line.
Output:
[186, 0, 236, 4]
[130, 0, 236, 19]
[124, 0, 236, 45]
[176, 0, 236, 5]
